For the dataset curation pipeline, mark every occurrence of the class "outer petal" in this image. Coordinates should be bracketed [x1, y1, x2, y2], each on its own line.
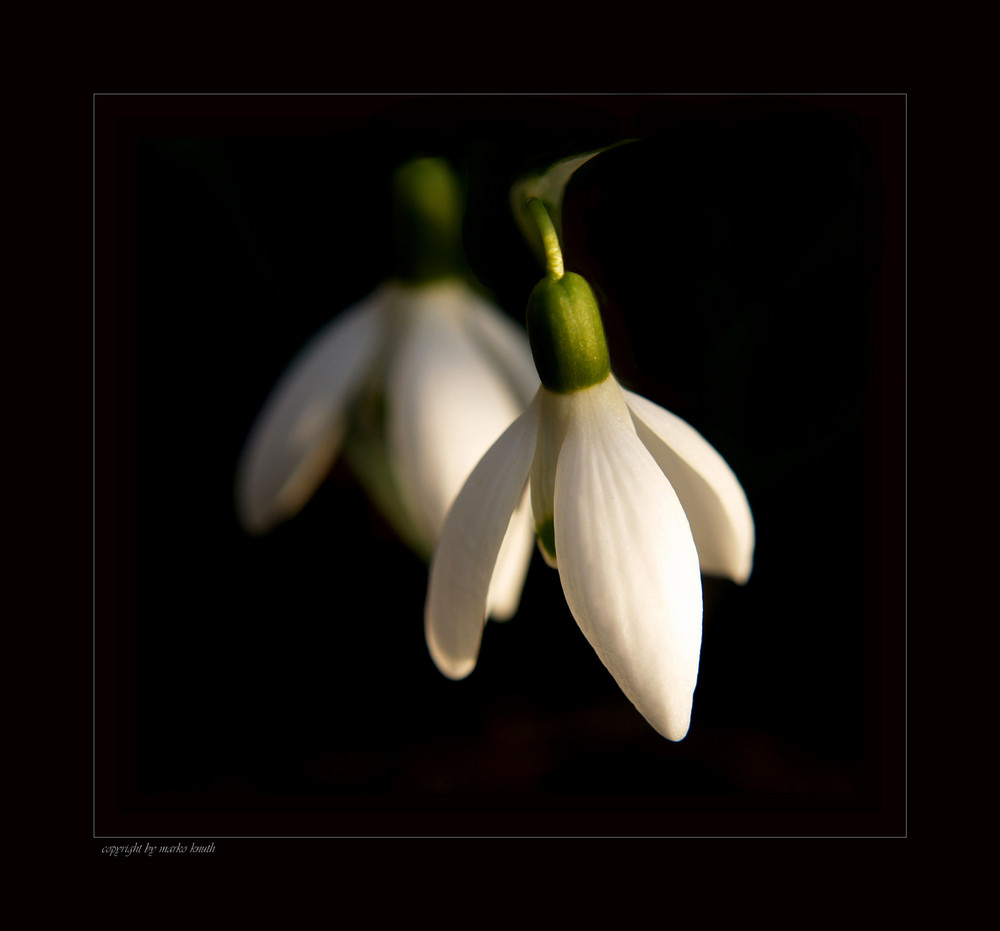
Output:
[624, 390, 755, 584]
[466, 293, 538, 616]
[235, 287, 387, 534]
[425, 394, 540, 679]
[554, 378, 703, 741]
[459, 288, 541, 406]
[484, 488, 535, 621]
[386, 280, 528, 554]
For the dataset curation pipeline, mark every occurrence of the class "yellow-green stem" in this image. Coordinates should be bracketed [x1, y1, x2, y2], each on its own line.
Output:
[526, 197, 564, 280]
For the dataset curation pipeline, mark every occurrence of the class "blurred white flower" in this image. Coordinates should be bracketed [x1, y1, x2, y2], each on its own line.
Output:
[425, 199, 754, 740]
[236, 276, 540, 619]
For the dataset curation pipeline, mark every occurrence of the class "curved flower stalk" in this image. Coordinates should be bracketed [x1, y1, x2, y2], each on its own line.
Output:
[236, 158, 539, 618]
[510, 141, 633, 268]
[425, 199, 754, 740]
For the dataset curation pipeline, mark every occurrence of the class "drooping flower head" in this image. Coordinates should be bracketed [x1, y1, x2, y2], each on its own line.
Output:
[425, 198, 754, 740]
[235, 157, 539, 616]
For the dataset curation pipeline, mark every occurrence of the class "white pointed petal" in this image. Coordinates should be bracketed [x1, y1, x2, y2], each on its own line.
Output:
[460, 288, 541, 405]
[554, 378, 703, 741]
[235, 288, 387, 534]
[425, 395, 540, 679]
[386, 281, 527, 553]
[485, 487, 535, 621]
[624, 390, 755, 584]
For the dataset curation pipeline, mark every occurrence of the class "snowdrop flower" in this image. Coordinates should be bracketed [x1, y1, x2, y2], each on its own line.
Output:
[426, 199, 754, 740]
[236, 158, 539, 617]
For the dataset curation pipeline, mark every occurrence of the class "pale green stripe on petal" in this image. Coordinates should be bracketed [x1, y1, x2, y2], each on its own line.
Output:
[553, 378, 703, 741]
[624, 390, 755, 585]
[425, 394, 541, 680]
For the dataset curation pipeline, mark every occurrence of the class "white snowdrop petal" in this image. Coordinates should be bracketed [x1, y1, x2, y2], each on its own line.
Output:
[386, 282, 527, 553]
[235, 287, 387, 535]
[425, 395, 541, 679]
[554, 378, 703, 741]
[485, 487, 535, 621]
[460, 289, 541, 406]
[624, 390, 755, 584]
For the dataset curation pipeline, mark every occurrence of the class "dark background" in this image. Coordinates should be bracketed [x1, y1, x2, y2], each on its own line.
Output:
[97, 94, 904, 837]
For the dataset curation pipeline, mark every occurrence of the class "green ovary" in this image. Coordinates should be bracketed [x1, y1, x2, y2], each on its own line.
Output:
[525, 272, 611, 394]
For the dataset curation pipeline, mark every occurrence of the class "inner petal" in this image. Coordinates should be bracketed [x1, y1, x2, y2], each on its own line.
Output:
[529, 388, 575, 567]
